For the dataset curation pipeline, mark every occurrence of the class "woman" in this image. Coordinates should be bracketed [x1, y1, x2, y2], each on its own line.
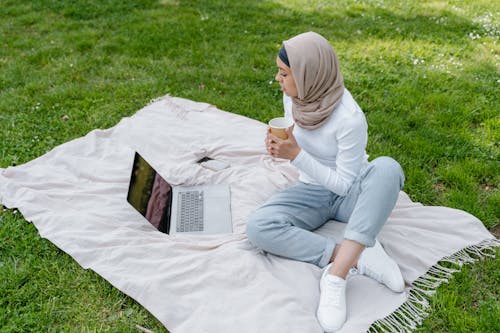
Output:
[246, 32, 405, 332]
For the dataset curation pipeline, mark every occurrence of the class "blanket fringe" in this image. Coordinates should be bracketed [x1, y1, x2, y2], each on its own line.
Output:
[368, 238, 499, 333]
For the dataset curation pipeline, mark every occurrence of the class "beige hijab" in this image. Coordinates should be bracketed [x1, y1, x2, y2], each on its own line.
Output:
[283, 32, 344, 129]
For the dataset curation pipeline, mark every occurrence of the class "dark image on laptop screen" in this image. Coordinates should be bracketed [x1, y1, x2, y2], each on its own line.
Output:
[127, 154, 172, 233]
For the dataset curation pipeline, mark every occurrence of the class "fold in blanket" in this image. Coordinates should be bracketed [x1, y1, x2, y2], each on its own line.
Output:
[0, 95, 497, 333]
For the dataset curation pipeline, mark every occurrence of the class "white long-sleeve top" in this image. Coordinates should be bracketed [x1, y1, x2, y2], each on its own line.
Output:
[284, 89, 369, 196]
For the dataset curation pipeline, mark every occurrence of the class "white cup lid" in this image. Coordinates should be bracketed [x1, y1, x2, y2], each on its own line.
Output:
[269, 117, 293, 128]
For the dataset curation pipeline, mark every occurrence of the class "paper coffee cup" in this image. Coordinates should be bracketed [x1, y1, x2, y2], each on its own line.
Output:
[268, 117, 294, 139]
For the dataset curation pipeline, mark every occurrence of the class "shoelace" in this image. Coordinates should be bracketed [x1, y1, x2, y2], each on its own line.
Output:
[360, 265, 383, 283]
[323, 279, 344, 307]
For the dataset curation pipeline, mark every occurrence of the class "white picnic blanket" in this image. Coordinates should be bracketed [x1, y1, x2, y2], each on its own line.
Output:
[0, 96, 496, 333]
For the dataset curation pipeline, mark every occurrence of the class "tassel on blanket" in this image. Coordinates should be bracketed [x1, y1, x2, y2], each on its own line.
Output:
[368, 238, 499, 333]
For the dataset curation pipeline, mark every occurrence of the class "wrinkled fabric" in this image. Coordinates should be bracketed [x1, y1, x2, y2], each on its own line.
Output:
[0, 95, 494, 333]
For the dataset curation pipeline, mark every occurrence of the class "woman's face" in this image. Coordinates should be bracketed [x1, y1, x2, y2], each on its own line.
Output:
[275, 57, 298, 98]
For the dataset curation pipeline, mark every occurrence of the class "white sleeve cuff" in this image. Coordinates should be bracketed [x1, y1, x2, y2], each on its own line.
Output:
[291, 149, 307, 168]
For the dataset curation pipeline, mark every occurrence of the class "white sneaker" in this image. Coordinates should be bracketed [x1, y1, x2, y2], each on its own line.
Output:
[317, 264, 347, 332]
[356, 240, 405, 292]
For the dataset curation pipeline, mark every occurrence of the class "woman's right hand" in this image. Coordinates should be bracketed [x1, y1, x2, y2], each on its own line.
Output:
[266, 127, 301, 161]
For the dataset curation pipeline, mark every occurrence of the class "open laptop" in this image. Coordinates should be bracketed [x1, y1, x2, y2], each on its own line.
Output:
[127, 152, 232, 234]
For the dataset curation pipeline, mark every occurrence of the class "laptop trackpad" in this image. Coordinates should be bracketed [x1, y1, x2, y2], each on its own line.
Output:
[203, 186, 232, 234]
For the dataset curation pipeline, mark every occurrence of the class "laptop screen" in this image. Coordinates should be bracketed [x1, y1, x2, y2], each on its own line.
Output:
[127, 153, 171, 233]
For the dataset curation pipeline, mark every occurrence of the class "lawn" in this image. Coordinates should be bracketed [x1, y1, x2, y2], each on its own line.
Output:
[0, 0, 498, 332]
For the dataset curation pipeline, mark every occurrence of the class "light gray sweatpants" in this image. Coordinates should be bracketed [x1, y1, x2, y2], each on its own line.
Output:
[246, 156, 405, 268]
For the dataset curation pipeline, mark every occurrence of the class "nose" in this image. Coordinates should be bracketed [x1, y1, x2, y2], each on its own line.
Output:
[275, 72, 281, 82]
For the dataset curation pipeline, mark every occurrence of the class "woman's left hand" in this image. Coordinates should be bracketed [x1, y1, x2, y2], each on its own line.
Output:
[266, 127, 301, 161]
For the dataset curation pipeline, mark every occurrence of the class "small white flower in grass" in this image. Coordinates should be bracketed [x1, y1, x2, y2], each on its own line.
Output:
[474, 13, 499, 37]
[468, 32, 481, 40]
[497, 79, 500, 84]
[70, 63, 74, 67]
[436, 17, 447, 24]
[412, 57, 425, 66]
[269, 80, 273, 85]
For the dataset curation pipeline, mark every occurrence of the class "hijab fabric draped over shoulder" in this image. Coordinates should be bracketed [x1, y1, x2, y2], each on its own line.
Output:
[283, 31, 344, 129]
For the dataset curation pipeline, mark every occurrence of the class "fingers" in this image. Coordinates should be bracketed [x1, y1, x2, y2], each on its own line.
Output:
[265, 134, 279, 146]
[266, 138, 277, 155]
[265, 125, 297, 159]
[265, 135, 275, 156]
[267, 142, 276, 156]
[265, 128, 287, 158]
[268, 133, 282, 143]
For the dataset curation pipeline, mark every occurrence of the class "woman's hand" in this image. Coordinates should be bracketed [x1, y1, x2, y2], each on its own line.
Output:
[265, 127, 301, 161]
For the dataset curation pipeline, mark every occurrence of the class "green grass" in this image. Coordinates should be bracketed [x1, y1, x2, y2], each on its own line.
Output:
[0, 0, 498, 332]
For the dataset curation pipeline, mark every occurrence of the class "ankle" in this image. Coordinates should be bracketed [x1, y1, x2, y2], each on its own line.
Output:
[328, 265, 348, 280]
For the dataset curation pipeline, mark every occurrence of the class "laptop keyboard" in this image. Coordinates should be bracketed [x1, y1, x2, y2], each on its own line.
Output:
[176, 190, 204, 232]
